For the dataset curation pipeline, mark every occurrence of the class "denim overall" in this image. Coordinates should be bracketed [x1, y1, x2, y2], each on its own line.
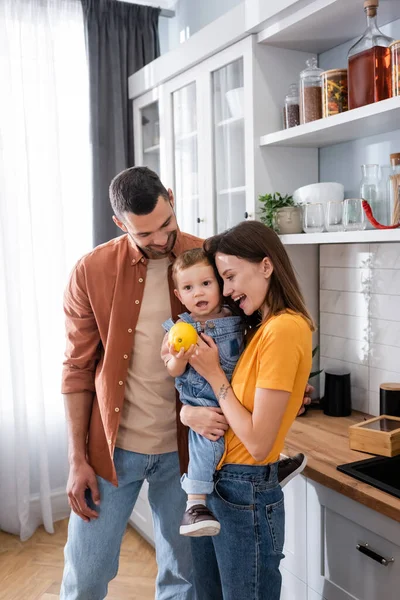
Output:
[163, 312, 244, 495]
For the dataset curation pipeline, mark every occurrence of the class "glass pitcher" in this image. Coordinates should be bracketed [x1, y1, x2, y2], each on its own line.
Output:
[360, 164, 381, 228]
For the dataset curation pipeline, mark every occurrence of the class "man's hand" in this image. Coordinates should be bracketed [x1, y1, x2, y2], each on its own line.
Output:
[297, 383, 314, 416]
[67, 460, 100, 522]
[180, 405, 229, 441]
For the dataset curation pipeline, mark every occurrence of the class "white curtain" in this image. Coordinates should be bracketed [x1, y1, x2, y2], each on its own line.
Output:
[0, 0, 92, 541]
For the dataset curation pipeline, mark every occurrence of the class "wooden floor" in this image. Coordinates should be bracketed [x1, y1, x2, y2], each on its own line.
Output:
[0, 519, 157, 599]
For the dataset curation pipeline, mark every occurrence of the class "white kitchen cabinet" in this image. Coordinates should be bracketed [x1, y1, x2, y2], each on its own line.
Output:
[132, 36, 317, 238]
[282, 474, 307, 584]
[129, 480, 155, 547]
[307, 480, 400, 600]
[281, 567, 308, 600]
[133, 88, 168, 187]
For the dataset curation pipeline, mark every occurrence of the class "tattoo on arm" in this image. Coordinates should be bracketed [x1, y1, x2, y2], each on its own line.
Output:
[217, 384, 231, 402]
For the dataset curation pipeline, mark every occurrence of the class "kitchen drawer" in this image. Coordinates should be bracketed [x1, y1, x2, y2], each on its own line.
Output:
[307, 480, 400, 600]
[280, 566, 307, 600]
[129, 481, 155, 546]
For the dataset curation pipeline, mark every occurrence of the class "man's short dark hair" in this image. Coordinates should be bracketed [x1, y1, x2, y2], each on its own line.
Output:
[109, 166, 169, 216]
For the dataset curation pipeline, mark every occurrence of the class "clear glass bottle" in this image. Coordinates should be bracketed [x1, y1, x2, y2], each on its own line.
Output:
[300, 58, 323, 124]
[283, 83, 300, 129]
[390, 40, 400, 97]
[390, 153, 400, 225]
[348, 0, 393, 110]
[360, 164, 381, 228]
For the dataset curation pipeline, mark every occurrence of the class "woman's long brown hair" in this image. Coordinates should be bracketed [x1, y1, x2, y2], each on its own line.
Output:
[204, 221, 315, 332]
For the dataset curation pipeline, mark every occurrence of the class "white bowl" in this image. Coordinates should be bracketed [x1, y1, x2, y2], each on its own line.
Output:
[293, 182, 344, 207]
[225, 87, 244, 119]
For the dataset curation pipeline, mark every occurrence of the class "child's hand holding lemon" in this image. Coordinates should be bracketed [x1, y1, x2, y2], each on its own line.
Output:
[168, 322, 198, 359]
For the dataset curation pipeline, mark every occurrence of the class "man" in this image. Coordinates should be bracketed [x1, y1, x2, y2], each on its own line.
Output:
[60, 166, 310, 599]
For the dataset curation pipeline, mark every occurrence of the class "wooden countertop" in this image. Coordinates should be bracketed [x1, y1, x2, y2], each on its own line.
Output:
[284, 409, 400, 523]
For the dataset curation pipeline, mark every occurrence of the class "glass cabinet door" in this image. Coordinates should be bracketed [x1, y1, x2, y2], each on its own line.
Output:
[140, 101, 160, 174]
[212, 58, 245, 232]
[172, 82, 199, 236]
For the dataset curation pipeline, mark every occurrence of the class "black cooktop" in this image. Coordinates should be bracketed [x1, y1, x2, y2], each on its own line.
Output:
[337, 454, 400, 500]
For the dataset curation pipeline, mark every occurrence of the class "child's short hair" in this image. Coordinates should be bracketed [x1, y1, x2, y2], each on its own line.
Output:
[172, 248, 211, 286]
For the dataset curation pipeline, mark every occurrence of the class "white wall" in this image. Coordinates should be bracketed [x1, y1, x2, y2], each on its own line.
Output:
[159, 0, 244, 55]
[319, 244, 400, 416]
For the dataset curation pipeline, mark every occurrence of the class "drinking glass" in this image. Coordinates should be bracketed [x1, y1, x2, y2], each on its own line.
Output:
[343, 198, 367, 231]
[303, 203, 324, 233]
[325, 200, 344, 232]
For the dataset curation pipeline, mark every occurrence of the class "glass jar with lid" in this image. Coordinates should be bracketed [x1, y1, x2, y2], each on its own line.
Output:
[299, 57, 323, 124]
[348, 0, 393, 109]
[283, 83, 300, 129]
[390, 40, 400, 97]
[322, 69, 348, 117]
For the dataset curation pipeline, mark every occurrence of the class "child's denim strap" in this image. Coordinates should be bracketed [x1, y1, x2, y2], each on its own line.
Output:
[162, 317, 175, 332]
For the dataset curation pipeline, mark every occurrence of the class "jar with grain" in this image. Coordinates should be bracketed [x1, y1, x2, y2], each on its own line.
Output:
[390, 40, 400, 97]
[300, 57, 323, 124]
[322, 69, 348, 117]
[283, 83, 300, 129]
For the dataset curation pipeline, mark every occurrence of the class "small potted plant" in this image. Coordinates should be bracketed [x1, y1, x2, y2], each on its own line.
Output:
[259, 192, 303, 234]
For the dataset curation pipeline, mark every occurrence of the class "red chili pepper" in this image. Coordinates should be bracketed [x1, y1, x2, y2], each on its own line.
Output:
[362, 200, 400, 229]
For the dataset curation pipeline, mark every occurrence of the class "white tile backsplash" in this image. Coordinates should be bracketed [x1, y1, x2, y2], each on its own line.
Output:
[370, 318, 400, 348]
[320, 313, 368, 342]
[320, 244, 400, 416]
[370, 243, 400, 270]
[320, 244, 370, 268]
[320, 290, 369, 317]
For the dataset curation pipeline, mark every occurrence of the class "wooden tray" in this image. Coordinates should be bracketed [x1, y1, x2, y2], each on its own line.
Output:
[349, 415, 400, 457]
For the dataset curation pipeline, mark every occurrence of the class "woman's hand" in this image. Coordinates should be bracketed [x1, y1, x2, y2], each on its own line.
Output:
[180, 405, 229, 441]
[189, 333, 224, 382]
[297, 383, 314, 416]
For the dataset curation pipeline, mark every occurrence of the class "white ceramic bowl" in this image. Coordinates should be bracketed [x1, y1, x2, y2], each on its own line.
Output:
[225, 87, 244, 119]
[293, 182, 344, 207]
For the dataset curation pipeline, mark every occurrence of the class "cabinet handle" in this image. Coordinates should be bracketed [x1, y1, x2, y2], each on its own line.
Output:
[196, 217, 204, 224]
[244, 212, 249, 219]
[356, 543, 394, 566]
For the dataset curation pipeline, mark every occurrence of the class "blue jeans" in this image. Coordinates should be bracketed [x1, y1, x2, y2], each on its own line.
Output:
[163, 312, 244, 495]
[190, 462, 285, 600]
[60, 448, 194, 600]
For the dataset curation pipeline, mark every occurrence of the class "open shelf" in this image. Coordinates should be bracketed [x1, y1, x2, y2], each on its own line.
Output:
[279, 229, 400, 246]
[143, 144, 160, 154]
[259, 97, 400, 149]
[217, 116, 244, 128]
[256, 0, 400, 54]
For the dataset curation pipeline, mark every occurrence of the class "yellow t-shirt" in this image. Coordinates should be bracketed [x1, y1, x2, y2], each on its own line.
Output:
[220, 311, 312, 467]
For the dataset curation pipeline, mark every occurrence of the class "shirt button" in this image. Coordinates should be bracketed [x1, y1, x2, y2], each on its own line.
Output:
[128, 328, 133, 333]
[115, 407, 120, 413]
[139, 278, 144, 283]
[140, 257, 145, 263]
[135, 300, 140, 305]
[108, 439, 112, 445]
[119, 380, 123, 386]
[123, 354, 128, 359]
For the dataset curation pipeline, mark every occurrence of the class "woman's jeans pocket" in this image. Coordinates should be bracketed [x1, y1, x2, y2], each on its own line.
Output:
[266, 496, 285, 555]
[214, 476, 254, 510]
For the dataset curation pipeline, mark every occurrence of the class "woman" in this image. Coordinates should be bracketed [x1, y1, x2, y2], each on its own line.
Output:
[186, 220, 314, 600]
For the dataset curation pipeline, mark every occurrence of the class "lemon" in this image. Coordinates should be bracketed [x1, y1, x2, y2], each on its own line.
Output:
[168, 322, 198, 352]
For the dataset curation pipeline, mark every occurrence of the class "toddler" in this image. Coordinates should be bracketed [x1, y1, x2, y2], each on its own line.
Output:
[162, 248, 306, 537]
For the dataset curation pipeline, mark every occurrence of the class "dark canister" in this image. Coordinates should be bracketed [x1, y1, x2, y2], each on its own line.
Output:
[380, 383, 400, 417]
[323, 370, 352, 417]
